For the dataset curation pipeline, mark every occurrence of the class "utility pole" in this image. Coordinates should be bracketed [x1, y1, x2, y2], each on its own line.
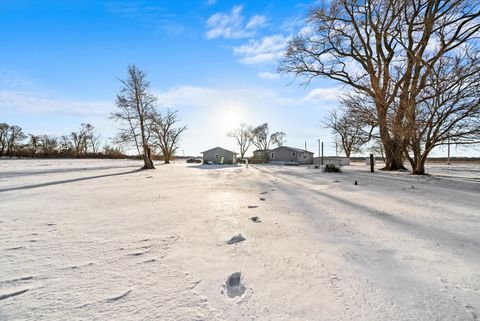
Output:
[317, 139, 321, 165]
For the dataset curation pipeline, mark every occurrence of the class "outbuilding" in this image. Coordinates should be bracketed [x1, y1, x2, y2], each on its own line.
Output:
[268, 146, 314, 165]
[201, 147, 237, 164]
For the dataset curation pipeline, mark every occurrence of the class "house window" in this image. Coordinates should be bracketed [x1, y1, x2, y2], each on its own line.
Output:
[271, 152, 275, 159]
[215, 154, 219, 159]
[292, 152, 296, 157]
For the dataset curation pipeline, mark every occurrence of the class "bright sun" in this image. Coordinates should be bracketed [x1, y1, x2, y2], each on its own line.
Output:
[215, 103, 246, 133]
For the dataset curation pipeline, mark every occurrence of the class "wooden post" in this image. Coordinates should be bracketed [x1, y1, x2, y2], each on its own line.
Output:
[370, 154, 374, 173]
[321, 142, 324, 165]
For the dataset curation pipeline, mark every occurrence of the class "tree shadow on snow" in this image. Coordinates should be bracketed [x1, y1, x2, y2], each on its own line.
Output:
[189, 164, 242, 170]
[0, 169, 142, 193]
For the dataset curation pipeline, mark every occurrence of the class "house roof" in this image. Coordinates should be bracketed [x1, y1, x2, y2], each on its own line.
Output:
[201, 146, 237, 154]
[270, 146, 314, 154]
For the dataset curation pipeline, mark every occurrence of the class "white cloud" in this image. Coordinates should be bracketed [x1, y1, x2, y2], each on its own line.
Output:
[205, 5, 266, 39]
[246, 15, 267, 29]
[257, 72, 280, 80]
[0, 90, 114, 117]
[301, 87, 342, 103]
[233, 34, 290, 65]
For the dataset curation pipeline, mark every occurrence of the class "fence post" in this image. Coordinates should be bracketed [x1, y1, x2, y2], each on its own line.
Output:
[370, 154, 374, 173]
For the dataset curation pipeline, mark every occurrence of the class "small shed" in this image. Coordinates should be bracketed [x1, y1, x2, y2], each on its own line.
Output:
[251, 149, 269, 164]
[201, 147, 237, 164]
[269, 146, 314, 165]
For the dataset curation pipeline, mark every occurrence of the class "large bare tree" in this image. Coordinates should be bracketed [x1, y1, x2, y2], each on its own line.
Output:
[112, 65, 156, 169]
[228, 123, 253, 158]
[150, 109, 187, 164]
[404, 53, 480, 174]
[280, 0, 480, 171]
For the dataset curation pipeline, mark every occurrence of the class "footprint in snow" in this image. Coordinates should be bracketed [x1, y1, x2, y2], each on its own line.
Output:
[260, 198, 266, 201]
[106, 289, 132, 302]
[248, 205, 258, 209]
[260, 191, 268, 195]
[250, 216, 261, 223]
[227, 234, 246, 245]
[224, 272, 246, 298]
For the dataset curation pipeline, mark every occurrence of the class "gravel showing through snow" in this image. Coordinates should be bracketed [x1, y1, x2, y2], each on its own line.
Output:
[0, 159, 479, 320]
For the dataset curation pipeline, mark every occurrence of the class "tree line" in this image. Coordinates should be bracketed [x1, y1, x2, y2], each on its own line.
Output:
[280, 0, 480, 174]
[228, 123, 286, 158]
[0, 122, 124, 158]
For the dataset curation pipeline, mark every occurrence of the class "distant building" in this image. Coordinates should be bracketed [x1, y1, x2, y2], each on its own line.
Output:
[313, 156, 350, 166]
[268, 146, 314, 165]
[201, 147, 237, 164]
[251, 149, 269, 164]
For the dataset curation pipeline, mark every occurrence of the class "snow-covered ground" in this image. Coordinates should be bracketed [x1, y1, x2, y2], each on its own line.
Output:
[0, 158, 479, 320]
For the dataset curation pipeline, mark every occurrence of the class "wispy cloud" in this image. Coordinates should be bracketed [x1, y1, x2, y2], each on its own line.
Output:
[0, 90, 114, 117]
[246, 15, 267, 29]
[205, 0, 216, 6]
[106, 2, 183, 36]
[205, 5, 266, 39]
[301, 87, 343, 103]
[257, 72, 280, 80]
[233, 34, 290, 65]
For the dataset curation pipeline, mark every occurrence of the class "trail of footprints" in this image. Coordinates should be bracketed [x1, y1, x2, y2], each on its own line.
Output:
[224, 176, 278, 300]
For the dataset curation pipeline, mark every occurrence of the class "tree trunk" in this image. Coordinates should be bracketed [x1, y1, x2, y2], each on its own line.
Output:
[378, 120, 406, 171]
[142, 145, 155, 169]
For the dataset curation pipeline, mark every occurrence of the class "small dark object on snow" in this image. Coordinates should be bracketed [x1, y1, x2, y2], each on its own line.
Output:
[410, 185, 416, 189]
[248, 205, 258, 209]
[250, 216, 261, 223]
[324, 164, 341, 173]
[260, 198, 266, 201]
[355, 181, 358, 185]
[227, 234, 246, 245]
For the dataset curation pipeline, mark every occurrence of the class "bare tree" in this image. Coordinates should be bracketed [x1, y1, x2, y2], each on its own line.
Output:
[325, 95, 376, 158]
[40, 135, 58, 158]
[404, 53, 480, 174]
[270, 132, 287, 147]
[82, 123, 94, 155]
[6, 125, 26, 157]
[280, 0, 480, 171]
[228, 123, 252, 158]
[112, 65, 156, 169]
[27, 134, 41, 158]
[250, 123, 272, 150]
[70, 123, 89, 158]
[89, 131, 102, 154]
[59, 135, 73, 156]
[150, 109, 187, 164]
[0, 123, 8, 156]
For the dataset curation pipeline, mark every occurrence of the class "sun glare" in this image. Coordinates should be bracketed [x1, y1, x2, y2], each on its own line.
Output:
[215, 103, 247, 133]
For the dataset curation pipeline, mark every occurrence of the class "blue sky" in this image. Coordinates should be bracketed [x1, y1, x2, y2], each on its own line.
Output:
[0, 0, 465, 157]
